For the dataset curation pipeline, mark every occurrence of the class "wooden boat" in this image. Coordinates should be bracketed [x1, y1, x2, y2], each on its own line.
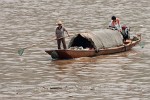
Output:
[45, 33, 141, 59]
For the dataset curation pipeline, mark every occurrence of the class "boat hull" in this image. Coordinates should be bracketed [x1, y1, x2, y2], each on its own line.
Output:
[45, 37, 141, 59]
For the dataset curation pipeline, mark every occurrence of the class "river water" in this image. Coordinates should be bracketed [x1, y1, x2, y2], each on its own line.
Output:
[0, 0, 150, 100]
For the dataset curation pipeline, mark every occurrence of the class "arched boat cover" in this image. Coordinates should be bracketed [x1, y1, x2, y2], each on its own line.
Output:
[68, 29, 124, 50]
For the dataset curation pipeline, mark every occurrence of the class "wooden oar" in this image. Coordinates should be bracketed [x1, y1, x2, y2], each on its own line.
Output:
[18, 36, 69, 56]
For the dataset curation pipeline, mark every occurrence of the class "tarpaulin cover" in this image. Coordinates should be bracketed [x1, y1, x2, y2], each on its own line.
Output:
[68, 29, 123, 50]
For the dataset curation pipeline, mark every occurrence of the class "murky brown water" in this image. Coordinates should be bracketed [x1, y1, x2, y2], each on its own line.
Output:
[0, 0, 150, 100]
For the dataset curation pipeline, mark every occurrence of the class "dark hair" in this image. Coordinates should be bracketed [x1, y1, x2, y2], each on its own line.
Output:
[111, 16, 116, 20]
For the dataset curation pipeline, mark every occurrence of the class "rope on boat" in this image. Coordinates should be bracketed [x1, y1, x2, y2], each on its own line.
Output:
[95, 49, 100, 53]
[123, 44, 127, 51]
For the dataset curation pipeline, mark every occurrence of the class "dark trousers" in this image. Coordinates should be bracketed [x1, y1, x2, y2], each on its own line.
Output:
[57, 38, 67, 49]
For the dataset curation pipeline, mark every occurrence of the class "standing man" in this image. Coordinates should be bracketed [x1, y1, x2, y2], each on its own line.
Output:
[55, 20, 70, 49]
